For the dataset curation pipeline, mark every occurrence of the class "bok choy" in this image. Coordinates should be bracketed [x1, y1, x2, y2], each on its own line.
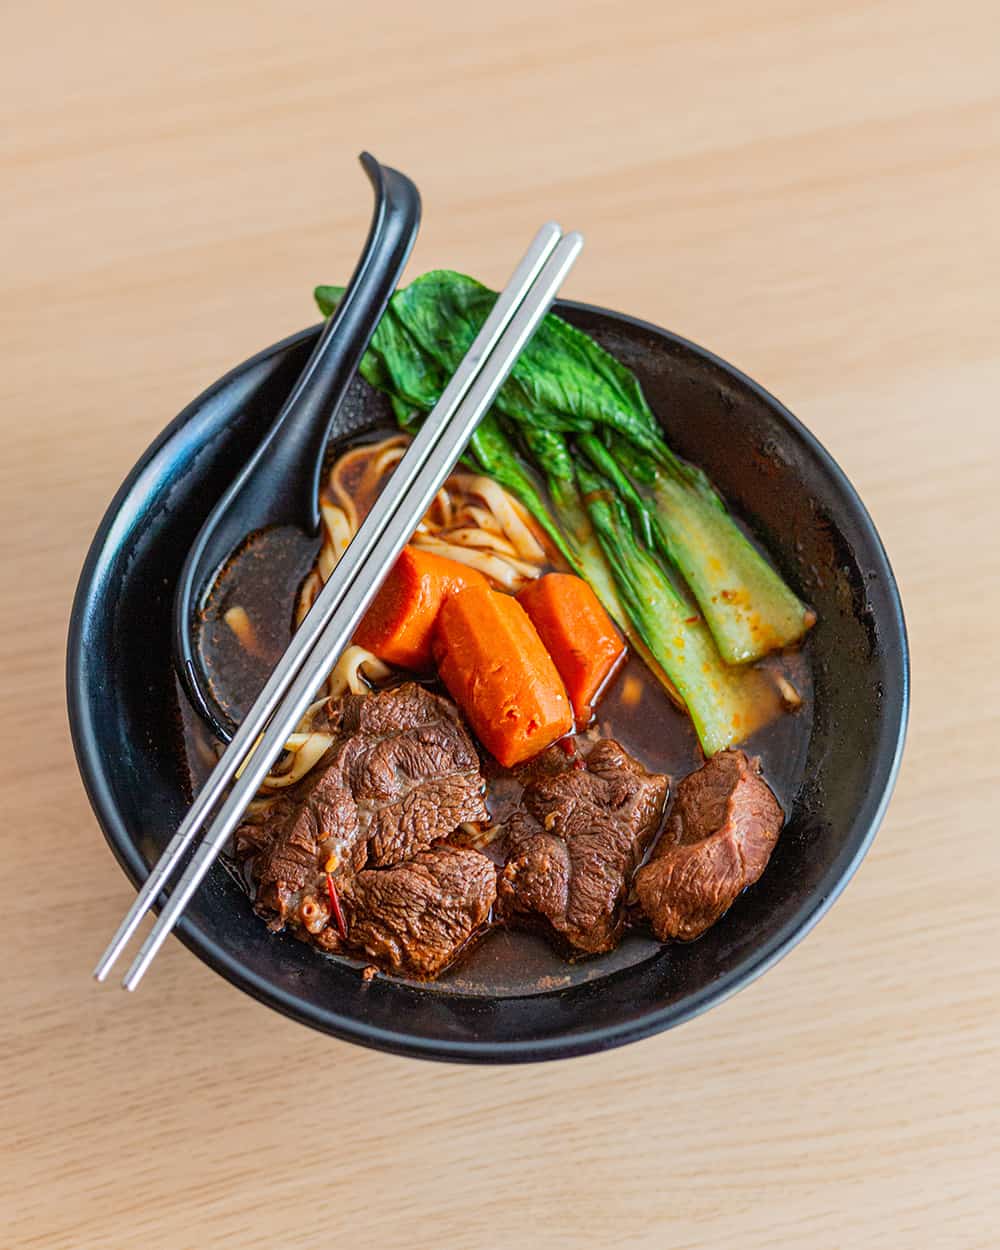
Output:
[315, 272, 811, 754]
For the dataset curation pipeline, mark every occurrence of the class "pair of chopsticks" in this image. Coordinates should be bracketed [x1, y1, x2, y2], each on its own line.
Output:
[95, 221, 583, 991]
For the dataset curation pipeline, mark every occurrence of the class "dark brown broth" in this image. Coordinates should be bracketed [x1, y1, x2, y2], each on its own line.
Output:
[199, 525, 319, 725]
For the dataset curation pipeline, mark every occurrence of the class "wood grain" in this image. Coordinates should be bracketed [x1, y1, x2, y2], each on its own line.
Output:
[2, 1, 998, 1246]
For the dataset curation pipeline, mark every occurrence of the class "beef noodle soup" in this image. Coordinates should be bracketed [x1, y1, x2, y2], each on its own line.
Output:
[180, 263, 821, 990]
[184, 424, 814, 992]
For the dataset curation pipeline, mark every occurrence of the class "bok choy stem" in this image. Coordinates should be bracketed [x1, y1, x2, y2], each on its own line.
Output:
[612, 436, 814, 663]
[575, 463, 778, 754]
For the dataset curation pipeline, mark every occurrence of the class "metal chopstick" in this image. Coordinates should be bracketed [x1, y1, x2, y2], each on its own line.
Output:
[121, 229, 583, 990]
[92, 223, 563, 985]
[99, 225, 583, 989]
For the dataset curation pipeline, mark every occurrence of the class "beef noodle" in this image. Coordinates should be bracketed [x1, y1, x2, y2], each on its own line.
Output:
[187, 427, 813, 987]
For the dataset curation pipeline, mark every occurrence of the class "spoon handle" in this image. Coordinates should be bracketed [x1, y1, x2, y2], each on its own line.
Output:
[264, 152, 421, 534]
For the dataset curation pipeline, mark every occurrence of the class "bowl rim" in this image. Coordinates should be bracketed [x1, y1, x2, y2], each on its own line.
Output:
[68, 301, 910, 1063]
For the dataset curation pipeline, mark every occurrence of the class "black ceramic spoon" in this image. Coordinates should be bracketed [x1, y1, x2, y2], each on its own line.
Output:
[174, 152, 420, 742]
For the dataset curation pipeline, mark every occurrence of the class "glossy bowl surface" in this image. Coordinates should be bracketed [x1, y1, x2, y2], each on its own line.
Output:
[68, 302, 908, 1062]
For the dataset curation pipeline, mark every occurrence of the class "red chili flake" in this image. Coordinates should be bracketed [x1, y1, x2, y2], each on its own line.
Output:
[326, 871, 347, 940]
[557, 736, 586, 769]
[684, 615, 701, 624]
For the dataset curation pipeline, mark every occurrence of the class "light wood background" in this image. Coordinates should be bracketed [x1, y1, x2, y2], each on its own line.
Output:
[3, 2, 998, 1246]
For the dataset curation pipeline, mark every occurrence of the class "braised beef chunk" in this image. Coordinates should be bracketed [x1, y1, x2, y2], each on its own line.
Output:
[634, 749, 783, 941]
[342, 846, 496, 977]
[234, 683, 487, 931]
[496, 739, 668, 954]
[321, 683, 487, 867]
[235, 750, 367, 926]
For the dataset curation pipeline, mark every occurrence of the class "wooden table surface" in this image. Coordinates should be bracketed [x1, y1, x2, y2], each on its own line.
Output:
[4, 2, 998, 1246]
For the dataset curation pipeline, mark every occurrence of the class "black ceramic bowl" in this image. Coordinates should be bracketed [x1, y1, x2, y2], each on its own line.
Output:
[68, 303, 908, 1062]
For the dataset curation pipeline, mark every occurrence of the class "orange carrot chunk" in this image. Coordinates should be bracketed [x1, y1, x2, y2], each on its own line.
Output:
[518, 572, 626, 728]
[354, 546, 489, 670]
[432, 585, 573, 768]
